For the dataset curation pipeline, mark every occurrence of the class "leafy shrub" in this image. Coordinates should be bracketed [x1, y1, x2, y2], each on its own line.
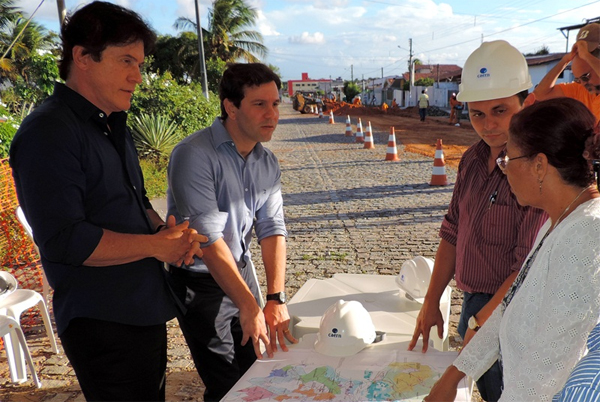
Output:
[130, 72, 220, 140]
[0, 122, 16, 159]
[130, 113, 180, 160]
[139, 156, 169, 199]
[0, 106, 20, 158]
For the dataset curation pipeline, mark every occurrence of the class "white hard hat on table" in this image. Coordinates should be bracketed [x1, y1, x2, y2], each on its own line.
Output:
[314, 299, 377, 357]
[457, 40, 532, 102]
[396, 256, 434, 303]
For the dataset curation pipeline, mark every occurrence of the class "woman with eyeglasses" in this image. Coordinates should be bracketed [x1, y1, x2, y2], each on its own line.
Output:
[425, 97, 600, 401]
[533, 22, 600, 121]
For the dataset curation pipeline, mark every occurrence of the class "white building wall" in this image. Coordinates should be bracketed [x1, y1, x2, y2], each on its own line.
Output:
[529, 62, 573, 88]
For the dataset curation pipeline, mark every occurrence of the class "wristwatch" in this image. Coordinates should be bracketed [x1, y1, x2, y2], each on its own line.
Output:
[266, 292, 287, 304]
[468, 315, 481, 332]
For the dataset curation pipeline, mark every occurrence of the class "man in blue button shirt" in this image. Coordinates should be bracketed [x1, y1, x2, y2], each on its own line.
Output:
[554, 322, 600, 402]
[167, 63, 298, 401]
[9, 2, 206, 400]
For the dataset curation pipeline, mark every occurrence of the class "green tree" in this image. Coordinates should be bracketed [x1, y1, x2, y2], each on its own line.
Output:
[150, 33, 199, 84]
[0, 6, 60, 115]
[414, 77, 434, 87]
[174, 0, 267, 63]
[0, 0, 20, 74]
[12, 52, 59, 117]
[524, 46, 550, 57]
[1, 16, 58, 79]
[343, 81, 360, 102]
[205, 57, 226, 93]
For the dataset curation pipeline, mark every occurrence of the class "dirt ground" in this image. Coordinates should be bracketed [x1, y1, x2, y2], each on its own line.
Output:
[331, 104, 479, 167]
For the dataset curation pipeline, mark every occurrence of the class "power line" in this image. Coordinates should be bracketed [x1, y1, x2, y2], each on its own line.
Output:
[417, 0, 600, 55]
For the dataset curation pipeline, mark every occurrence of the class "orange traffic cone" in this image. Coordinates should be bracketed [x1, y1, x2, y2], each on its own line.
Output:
[355, 118, 364, 143]
[318, 106, 323, 118]
[329, 110, 335, 124]
[363, 122, 374, 149]
[385, 127, 400, 161]
[430, 139, 449, 186]
[345, 115, 353, 137]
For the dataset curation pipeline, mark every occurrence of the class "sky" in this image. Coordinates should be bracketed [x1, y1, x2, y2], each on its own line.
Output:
[18, 0, 600, 81]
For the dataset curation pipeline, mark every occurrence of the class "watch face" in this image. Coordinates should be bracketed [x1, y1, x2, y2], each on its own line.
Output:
[268, 292, 286, 304]
[468, 316, 479, 330]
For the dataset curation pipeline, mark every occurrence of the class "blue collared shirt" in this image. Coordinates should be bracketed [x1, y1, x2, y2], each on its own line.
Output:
[554, 323, 600, 402]
[166, 118, 287, 299]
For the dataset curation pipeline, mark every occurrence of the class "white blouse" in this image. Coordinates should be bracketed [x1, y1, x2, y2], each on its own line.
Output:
[454, 198, 600, 402]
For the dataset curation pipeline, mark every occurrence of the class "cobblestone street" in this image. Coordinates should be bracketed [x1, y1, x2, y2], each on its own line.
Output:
[1, 104, 472, 401]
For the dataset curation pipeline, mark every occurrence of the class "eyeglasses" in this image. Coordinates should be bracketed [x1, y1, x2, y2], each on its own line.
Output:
[574, 72, 591, 84]
[496, 154, 531, 171]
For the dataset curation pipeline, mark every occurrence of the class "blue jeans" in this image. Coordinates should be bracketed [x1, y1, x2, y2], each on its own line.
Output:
[458, 292, 504, 402]
[419, 107, 427, 121]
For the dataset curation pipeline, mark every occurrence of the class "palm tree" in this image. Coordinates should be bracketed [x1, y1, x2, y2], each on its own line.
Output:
[0, 0, 20, 75]
[174, 0, 267, 63]
[2, 19, 57, 79]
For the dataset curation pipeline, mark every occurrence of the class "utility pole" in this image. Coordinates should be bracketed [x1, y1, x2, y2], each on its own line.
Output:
[381, 67, 383, 78]
[351, 64, 354, 82]
[57, 0, 66, 26]
[194, 0, 209, 99]
[362, 74, 365, 94]
[408, 38, 414, 88]
[408, 38, 414, 107]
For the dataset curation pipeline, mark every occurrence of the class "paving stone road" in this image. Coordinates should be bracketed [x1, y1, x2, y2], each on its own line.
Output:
[1, 104, 473, 401]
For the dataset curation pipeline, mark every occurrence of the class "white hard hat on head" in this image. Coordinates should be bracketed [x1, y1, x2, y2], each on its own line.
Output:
[396, 256, 434, 303]
[457, 40, 532, 102]
[314, 299, 377, 357]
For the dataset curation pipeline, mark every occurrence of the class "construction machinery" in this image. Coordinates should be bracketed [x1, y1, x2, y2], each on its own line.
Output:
[292, 91, 323, 114]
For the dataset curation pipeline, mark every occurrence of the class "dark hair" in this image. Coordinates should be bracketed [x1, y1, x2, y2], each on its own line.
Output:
[515, 89, 529, 105]
[59, 1, 156, 80]
[509, 97, 600, 187]
[219, 63, 281, 119]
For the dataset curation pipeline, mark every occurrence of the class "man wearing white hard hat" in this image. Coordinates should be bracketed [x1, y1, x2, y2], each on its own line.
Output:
[533, 23, 600, 121]
[408, 40, 546, 401]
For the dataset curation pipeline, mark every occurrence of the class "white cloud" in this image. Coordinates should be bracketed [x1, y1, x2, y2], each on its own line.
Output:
[313, 0, 351, 10]
[256, 10, 280, 36]
[289, 32, 325, 44]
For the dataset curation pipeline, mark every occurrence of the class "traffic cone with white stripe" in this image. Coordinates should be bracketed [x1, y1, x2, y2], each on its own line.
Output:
[430, 139, 448, 186]
[329, 110, 335, 124]
[355, 118, 364, 143]
[385, 127, 400, 161]
[363, 121, 374, 149]
[345, 115, 353, 137]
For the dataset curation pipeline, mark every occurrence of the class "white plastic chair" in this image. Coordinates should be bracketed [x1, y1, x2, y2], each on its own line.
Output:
[15, 206, 51, 304]
[0, 315, 41, 388]
[0, 271, 58, 383]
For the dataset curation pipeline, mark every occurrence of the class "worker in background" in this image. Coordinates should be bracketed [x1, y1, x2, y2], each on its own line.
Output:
[353, 95, 362, 106]
[381, 102, 389, 112]
[533, 22, 600, 120]
[418, 89, 429, 122]
[449, 93, 463, 126]
[392, 98, 398, 108]
[408, 40, 547, 402]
